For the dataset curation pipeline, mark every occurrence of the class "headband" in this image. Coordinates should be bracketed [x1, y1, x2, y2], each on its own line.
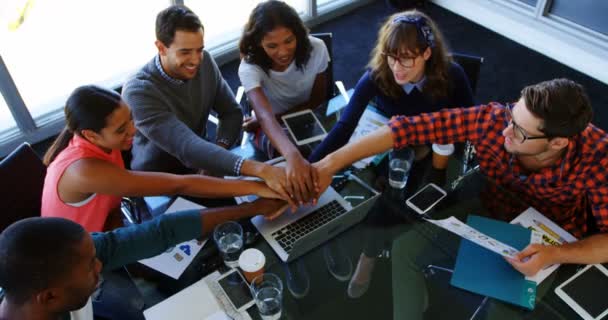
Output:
[392, 15, 435, 48]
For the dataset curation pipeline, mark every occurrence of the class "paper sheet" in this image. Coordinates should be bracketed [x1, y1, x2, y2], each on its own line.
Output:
[510, 207, 577, 284]
[347, 107, 389, 169]
[138, 197, 208, 279]
[425, 216, 523, 258]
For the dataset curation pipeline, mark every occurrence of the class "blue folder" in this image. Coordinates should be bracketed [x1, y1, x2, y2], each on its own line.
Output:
[450, 215, 537, 310]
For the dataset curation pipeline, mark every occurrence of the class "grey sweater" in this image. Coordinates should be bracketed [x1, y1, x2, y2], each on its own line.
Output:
[122, 53, 243, 175]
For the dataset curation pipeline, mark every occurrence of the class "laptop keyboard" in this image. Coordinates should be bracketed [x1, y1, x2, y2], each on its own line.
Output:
[271, 200, 347, 253]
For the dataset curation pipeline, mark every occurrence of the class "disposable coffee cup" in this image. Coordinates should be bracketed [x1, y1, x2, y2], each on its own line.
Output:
[432, 143, 455, 169]
[238, 248, 266, 283]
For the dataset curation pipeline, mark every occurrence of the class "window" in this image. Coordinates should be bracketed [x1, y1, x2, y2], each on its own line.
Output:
[0, 0, 365, 156]
[548, 0, 608, 36]
[186, 0, 308, 50]
[0, 0, 169, 122]
[514, 0, 537, 7]
[0, 103, 17, 134]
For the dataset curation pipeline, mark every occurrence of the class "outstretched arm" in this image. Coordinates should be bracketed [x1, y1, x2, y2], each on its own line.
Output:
[63, 158, 284, 200]
[313, 125, 393, 195]
[507, 233, 608, 276]
[95, 198, 288, 271]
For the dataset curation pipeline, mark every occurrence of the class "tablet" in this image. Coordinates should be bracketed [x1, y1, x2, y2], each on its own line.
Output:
[555, 264, 608, 320]
[216, 269, 255, 312]
[281, 109, 327, 146]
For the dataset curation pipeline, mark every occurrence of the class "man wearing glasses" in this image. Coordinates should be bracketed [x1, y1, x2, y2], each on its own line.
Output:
[313, 78, 608, 277]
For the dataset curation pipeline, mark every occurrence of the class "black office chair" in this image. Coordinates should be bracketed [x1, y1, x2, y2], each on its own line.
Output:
[451, 53, 484, 180]
[311, 32, 336, 100]
[451, 53, 484, 95]
[0, 143, 46, 232]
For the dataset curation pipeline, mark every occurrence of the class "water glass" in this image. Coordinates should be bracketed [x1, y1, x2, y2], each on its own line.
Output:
[389, 148, 414, 189]
[250, 273, 283, 320]
[213, 221, 244, 268]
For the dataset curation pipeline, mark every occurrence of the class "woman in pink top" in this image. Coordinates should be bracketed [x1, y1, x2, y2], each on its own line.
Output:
[42, 85, 285, 232]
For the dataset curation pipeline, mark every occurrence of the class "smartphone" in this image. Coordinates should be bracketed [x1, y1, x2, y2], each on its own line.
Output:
[405, 183, 447, 214]
[215, 269, 255, 312]
[555, 264, 608, 320]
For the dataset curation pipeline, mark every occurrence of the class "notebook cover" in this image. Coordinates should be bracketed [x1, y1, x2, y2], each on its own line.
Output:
[450, 215, 537, 310]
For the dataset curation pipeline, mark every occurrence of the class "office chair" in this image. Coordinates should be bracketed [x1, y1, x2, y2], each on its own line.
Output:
[451, 53, 484, 181]
[310, 32, 336, 100]
[0, 143, 46, 232]
[451, 52, 484, 95]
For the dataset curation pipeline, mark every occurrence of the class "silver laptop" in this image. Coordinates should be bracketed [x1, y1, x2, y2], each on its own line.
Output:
[252, 183, 380, 262]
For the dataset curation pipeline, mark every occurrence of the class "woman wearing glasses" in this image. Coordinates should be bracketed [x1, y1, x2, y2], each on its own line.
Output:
[308, 10, 473, 298]
[309, 10, 473, 162]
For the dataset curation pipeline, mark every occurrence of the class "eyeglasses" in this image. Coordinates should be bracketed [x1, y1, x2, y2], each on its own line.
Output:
[505, 103, 549, 143]
[383, 52, 417, 68]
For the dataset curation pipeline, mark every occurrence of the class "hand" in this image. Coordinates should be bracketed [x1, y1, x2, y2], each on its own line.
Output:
[253, 198, 289, 220]
[243, 115, 260, 132]
[505, 243, 559, 277]
[312, 157, 334, 199]
[258, 165, 297, 210]
[253, 182, 284, 200]
[285, 154, 317, 205]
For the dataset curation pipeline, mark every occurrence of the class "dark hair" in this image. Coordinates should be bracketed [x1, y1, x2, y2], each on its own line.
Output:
[239, 0, 311, 73]
[0, 217, 86, 305]
[156, 5, 203, 47]
[43, 85, 122, 165]
[368, 10, 451, 101]
[522, 78, 593, 138]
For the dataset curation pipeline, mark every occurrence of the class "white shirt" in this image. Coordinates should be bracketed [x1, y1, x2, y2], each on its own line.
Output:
[69, 298, 93, 320]
[238, 36, 330, 115]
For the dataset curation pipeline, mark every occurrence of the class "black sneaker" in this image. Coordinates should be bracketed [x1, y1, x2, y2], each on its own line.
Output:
[283, 259, 310, 299]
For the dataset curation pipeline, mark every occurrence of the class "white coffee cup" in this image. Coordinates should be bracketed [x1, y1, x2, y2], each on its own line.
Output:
[431, 143, 455, 169]
[238, 248, 266, 283]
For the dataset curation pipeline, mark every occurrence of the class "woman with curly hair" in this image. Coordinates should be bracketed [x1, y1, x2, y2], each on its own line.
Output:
[238, 0, 330, 204]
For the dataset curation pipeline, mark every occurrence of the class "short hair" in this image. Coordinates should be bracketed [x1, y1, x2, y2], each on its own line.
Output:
[522, 78, 593, 138]
[0, 217, 86, 304]
[239, 0, 311, 73]
[368, 10, 451, 101]
[156, 5, 203, 47]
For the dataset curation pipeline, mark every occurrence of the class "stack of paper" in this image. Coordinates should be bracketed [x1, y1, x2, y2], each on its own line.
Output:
[510, 207, 577, 284]
[138, 197, 208, 279]
[348, 106, 389, 169]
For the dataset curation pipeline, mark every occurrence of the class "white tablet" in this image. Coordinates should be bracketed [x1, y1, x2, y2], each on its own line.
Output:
[281, 109, 327, 146]
[555, 264, 608, 320]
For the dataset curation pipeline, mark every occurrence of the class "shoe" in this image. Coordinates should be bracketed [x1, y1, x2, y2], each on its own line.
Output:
[283, 259, 310, 299]
[323, 241, 353, 282]
[347, 253, 376, 298]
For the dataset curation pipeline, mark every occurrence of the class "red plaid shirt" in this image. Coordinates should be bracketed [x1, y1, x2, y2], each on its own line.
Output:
[389, 103, 608, 238]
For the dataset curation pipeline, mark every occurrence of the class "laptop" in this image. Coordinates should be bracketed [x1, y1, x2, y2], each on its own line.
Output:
[251, 176, 380, 262]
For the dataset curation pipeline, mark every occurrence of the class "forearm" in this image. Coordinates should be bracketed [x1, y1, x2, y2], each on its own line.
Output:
[178, 175, 265, 198]
[554, 233, 608, 264]
[95, 210, 203, 270]
[200, 201, 263, 235]
[259, 115, 300, 160]
[322, 125, 393, 173]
